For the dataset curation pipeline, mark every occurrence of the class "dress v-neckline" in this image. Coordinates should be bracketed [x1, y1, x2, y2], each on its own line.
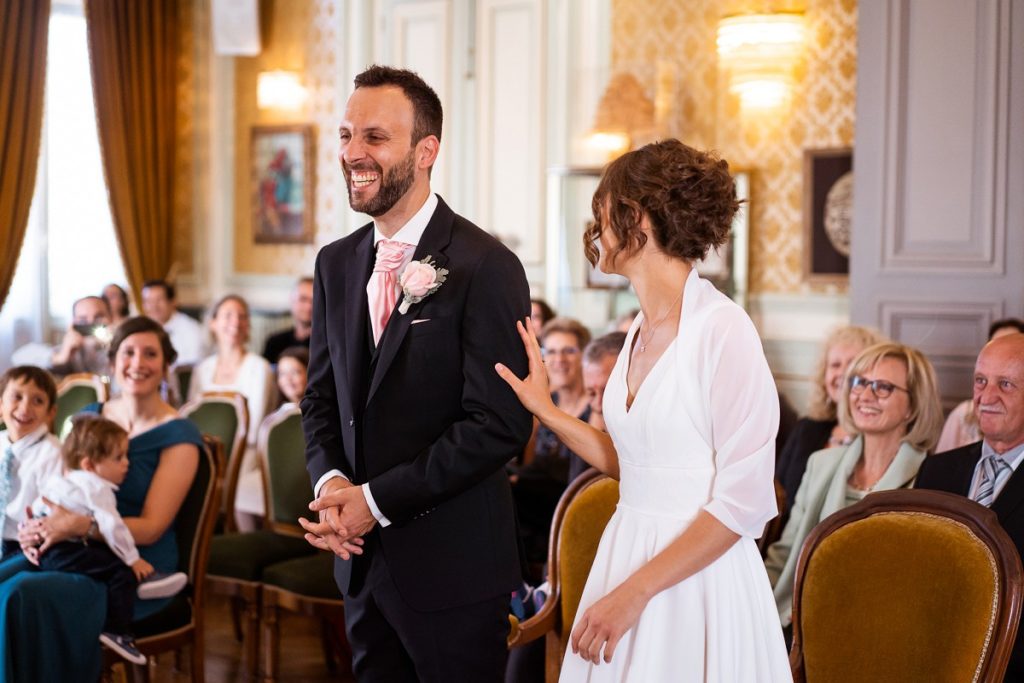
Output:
[623, 279, 690, 414]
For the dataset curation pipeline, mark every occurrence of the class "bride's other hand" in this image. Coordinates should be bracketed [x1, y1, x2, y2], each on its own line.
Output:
[495, 319, 558, 420]
[570, 582, 646, 665]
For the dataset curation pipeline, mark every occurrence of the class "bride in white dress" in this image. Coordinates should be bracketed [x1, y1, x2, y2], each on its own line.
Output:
[496, 140, 792, 681]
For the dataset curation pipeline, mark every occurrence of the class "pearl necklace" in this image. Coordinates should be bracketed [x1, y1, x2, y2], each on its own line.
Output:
[636, 290, 683, 353]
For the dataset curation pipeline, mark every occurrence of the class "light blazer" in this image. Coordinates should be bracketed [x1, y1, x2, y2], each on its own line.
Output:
[301, 196, 532, 611]
[916, 441, 1024, 680]
[765, 435, 926, 626]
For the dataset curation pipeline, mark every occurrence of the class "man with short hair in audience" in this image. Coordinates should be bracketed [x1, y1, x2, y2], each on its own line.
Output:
[12, 296, 113, 378]
[140, 280, 204, 366]
[573, 331, 626, 478]
[916, 331, 1024, 679]
[262, 276, 313, 364]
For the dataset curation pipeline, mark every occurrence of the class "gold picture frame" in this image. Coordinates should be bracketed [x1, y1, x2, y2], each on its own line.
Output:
[251, 124, 315, 244]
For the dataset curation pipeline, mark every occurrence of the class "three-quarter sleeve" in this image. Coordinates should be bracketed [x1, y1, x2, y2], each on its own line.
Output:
[701, 306, 780, 538]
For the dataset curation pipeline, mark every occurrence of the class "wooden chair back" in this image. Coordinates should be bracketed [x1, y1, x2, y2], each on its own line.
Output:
[757, 479, 786, 557]
[55, 373, 109, 436]
[508, 468, 619, 682]
[790, 489, 1023, 683]
[257, 405, 315, 535]
[179, 391, 249, 530]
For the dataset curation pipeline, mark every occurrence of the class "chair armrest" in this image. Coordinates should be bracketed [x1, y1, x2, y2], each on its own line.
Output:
[507, 593, 558, 648]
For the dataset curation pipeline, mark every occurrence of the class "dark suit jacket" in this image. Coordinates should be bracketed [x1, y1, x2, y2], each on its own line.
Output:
[301, 197, 532, 612]
[916, 441, 1024, 680]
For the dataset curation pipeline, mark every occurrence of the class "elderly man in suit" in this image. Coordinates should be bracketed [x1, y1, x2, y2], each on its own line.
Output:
[299, 64, 532, 681]
[916, 331, 1024, 678]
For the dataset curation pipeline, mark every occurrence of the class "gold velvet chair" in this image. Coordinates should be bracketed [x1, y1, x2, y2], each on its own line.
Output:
[790, 489, 1023, 683]
[507, 468, 619, 683]
[55, 372, 109, 437]
[179, 391, 249, 531]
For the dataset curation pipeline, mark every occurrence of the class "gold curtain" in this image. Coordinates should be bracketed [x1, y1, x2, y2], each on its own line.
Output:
[0, 0, 51, 312]
[85, 0, 178, 301]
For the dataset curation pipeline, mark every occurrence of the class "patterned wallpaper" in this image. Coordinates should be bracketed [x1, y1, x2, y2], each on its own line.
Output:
[611, 0, 857, 294]
[232, 0, 347, 276]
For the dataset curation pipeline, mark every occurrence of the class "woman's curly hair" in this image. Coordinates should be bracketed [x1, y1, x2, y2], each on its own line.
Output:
[584, 139, 740, 268]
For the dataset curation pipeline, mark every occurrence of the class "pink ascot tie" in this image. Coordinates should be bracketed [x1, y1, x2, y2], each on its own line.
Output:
[367, 239, 414, 344]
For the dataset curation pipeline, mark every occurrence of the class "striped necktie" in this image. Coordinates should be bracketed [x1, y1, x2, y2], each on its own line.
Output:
[974, 453, 1012, 507]
[0, 447, 14, 557]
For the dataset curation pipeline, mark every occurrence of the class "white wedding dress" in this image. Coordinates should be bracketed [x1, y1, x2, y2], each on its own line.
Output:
[559, 269, 792, 682]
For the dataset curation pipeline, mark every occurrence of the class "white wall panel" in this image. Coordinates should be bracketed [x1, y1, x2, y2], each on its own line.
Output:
[476, 0, 544, 264]
[852, 0, 1024, 403]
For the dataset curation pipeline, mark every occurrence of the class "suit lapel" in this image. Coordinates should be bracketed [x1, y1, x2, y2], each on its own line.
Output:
[366, 198, 454, 405]
[345, 228, 374, 413]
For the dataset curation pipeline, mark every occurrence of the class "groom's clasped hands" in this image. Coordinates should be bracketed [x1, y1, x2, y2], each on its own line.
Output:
[299, 477, 371, 560]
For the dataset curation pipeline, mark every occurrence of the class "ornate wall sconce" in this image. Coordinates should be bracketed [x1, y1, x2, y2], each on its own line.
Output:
[716, 12, 806, 110]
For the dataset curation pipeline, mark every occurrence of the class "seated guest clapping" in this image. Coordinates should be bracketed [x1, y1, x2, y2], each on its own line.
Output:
[917, 332, 1024, 679]
[190, 295, 276, 528]
[765, 342, 943, 629]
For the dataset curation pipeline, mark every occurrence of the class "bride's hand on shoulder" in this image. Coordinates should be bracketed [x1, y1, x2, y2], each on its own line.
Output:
[495, 318, 557, 420]
[570, 581, 647, 665]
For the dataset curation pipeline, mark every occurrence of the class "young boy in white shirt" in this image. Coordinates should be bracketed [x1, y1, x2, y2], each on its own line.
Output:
[31, 414, 184, 665]
[0, 366, 62, 559]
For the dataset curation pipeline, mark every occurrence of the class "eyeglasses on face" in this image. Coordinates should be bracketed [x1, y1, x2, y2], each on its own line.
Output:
[541, 346, 580, 359]
[849, 375, 908, 399]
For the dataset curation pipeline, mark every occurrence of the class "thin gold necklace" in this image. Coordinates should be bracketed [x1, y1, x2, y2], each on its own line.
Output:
[637, 290, 683, 353]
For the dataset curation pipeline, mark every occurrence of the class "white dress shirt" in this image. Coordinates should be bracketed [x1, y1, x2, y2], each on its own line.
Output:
[0, 425, 63, 541]
[314, 192, 439, 528]
[164, 310, 207, 367]
[34, 469, 140, 566]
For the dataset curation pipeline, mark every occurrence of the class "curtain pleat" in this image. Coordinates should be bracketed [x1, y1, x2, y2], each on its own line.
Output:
[85, 0, 178, 302]
[0, 0, 51, 312]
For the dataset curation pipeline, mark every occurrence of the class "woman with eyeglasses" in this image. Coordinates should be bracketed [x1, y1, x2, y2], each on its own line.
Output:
[512, 317, 593, 571]
[764, 341, 944, 632]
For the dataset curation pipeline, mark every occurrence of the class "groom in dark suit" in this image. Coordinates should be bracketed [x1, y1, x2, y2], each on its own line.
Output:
[299, 65, 532, 681]
[916, 332, 1024, 679]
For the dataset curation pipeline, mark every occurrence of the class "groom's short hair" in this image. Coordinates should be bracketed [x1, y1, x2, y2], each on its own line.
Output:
[354, 65, 443, 146]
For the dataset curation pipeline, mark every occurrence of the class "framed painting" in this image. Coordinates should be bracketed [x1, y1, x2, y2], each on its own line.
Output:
[251, 124, 315, 244]
[803, 147, 852, 283]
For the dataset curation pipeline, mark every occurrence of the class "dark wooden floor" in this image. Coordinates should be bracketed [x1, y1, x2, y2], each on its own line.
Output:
[131, 594, 355, 682]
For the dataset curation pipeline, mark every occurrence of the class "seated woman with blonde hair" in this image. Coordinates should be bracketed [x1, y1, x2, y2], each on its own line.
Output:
[765, 341, 944, 630]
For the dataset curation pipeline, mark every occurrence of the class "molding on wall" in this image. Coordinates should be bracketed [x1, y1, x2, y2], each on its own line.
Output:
[881, 0, 1008, 273]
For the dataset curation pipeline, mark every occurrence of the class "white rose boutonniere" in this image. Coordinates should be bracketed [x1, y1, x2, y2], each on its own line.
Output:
[398, 255, 448, 314]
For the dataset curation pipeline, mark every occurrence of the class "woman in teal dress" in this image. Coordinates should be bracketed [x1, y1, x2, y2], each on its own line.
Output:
[0, 317, 202, 682]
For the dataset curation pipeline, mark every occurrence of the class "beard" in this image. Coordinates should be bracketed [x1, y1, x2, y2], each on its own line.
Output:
[344, 149, 417, 217]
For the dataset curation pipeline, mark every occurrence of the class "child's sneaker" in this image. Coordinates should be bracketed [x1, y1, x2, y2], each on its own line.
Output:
[100, 632, 147, 665]
[137, 571, 188, 600]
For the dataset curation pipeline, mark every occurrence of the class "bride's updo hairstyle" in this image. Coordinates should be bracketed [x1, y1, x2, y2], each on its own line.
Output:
[584, 139, 739, 268]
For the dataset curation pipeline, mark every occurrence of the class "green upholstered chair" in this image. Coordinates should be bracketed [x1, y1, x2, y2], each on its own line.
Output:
[55, 373, 109, 437]
[206, 406, 317, 677]
[179, 391, 249, 531]
[790, 489, 1023, 683]
[507, 468, 619, 683]
[260, 552, 349, 682]
[103, 434, 223, 682]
